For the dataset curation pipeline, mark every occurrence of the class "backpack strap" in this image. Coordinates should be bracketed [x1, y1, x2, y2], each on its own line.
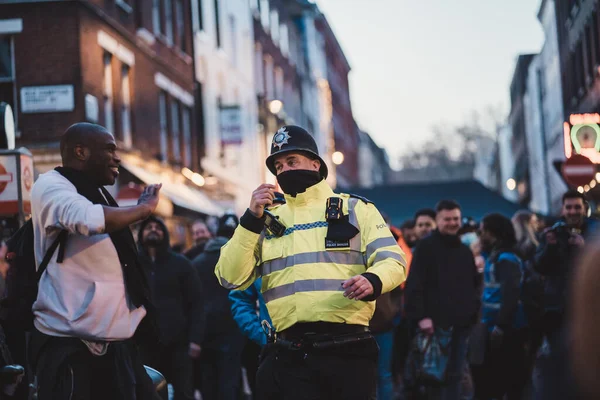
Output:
[37, 230, 68, 280]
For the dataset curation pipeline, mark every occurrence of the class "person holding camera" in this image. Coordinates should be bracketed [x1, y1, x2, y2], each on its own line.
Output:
[534, 189, 597, 399]
[215, 125, 407, 400]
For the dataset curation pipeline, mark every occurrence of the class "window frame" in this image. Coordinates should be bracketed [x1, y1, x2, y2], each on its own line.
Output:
[121, 65, 133, 149]
[158, 91, 169, 162]
[103, 52, 115, 136]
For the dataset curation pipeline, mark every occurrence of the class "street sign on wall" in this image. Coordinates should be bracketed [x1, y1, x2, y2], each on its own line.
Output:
[0, 155, 18, 214]
[562, 154, 597, 188]
[20, 85, 75, 113]
[220, 105, 242, 145]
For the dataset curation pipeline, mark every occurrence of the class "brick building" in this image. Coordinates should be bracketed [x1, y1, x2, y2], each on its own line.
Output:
[0, 0, 222, 246]
[315, 15, 360, 188]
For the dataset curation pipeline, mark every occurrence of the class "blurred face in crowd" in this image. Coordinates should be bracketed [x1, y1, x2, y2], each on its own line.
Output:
[562, 198, 585, 228]
[142, 221, 165, 247]
[478, 223, 496, 253]
[529, 214, 540, 233]
[192, 221, 211, 245]
[402, 227, 418, 247]
[436, 208, 462, 236]
[415, 215, 436, 239]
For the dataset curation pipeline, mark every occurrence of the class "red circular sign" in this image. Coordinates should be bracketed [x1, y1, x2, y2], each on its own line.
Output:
[562, 154, 597, 187]
[23, 166, 32, 191]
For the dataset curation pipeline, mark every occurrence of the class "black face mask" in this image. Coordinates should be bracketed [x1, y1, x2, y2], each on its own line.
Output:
[277, 170, 322, 196]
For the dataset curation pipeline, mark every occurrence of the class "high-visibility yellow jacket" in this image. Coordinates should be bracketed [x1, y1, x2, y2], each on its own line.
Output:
[215, 180, 406, 331]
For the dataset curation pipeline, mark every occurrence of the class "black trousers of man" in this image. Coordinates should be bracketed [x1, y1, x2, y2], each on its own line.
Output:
[471, 330, 528, 400]
[30, 330, 156, 400]
[256, 334, 378, 400]
[142, 340, 194, 400]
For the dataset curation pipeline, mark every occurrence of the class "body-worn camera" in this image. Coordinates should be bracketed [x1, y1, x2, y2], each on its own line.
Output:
[264, 210, 286, 237]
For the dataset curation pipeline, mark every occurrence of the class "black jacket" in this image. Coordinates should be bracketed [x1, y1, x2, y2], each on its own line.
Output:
[184, 242, 207, 261]
[138, 217, 204, 346]
[404, 230, 480, 329]
[534, 217, 597, 313]
[192, 237, 242, 346]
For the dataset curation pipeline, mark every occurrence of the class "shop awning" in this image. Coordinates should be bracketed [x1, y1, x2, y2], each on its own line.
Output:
[120, 159, 224, 217]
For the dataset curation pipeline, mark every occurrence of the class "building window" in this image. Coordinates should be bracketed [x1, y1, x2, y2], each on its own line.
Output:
[264, 56, 274, 100]
[198, 0, 204, 31]
[164, 0, 173, 45]
[170, 100, 181, 162]
[115, 0, 133, 13]
[254, 44, 264, 95]
[158, 91, 168, 162]
[214, 0, 221, 48]
[250, 0, 259, 17]
[280, 23, 289, 56]
[0, 36, 13, 80]
[152, 0, 162, 35]
[176, 0, 185, 51]
[121, 65, 132, 149]
[182, 106, 192, 166]
[260, 0, 270, 29]
[0, 35, 15, 117]
[270, 10, 279, 42]
[103, 53, 114, 135]
[229, 15, 237, 66]
[274, 66, 283, 100]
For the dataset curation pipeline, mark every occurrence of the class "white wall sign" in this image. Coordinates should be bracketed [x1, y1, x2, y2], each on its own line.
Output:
[85, 94, 99, 122]
[20, 85, 75, 113]
[220, 106, 243, 145]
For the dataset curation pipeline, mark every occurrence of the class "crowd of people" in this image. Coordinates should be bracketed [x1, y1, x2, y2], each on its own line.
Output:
[133, 185, 598, 400]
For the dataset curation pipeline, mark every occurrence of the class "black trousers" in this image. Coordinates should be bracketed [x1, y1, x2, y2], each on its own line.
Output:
[471, 330, 528, 400]
[241, 340, 262, 399]
[142, 341, 194, 400]
[256, 336, 378, 400]
[199, 335, 244, 400]
[33, 337, 156, 400]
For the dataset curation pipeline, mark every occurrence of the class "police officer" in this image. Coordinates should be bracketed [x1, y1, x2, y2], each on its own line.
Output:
[215, 125, 406, 400]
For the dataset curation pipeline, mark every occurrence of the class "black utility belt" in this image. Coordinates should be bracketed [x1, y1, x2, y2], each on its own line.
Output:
[271, 331, 373, 351]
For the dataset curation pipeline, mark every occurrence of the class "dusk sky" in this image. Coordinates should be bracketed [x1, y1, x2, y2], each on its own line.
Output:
[317, 0, 545, 168]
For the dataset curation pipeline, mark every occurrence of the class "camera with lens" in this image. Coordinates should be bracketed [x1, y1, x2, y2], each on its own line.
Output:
[549, 221, 581, 246]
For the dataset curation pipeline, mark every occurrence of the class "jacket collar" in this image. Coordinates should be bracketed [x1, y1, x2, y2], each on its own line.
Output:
[284, 179, 334, 207]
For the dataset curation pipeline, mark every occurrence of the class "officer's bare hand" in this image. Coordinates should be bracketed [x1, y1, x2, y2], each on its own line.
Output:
[342, 275, 373, 300]
[250, 184, 276, 218]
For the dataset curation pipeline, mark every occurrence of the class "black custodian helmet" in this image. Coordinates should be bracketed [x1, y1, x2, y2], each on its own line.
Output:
[266, 125, 328, 178]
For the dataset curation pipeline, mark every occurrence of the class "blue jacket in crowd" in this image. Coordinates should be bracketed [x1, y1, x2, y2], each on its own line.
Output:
[229, 277, 272, 346]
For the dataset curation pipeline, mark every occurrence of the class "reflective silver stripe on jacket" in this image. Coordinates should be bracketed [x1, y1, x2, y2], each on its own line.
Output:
[261, 251, 365, 275]
[220, 277, 242, 290]
[262, 279, 345, 303]
[366, 237, 398, 261]
[482, 302, 501, 310]
[371, 250, 405, 266]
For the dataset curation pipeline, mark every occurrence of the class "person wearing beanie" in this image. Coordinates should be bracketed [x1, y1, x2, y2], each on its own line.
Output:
[138, 216, 204, 400]
[193, 213, 245, 400]
[215, 125, 407, 399]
